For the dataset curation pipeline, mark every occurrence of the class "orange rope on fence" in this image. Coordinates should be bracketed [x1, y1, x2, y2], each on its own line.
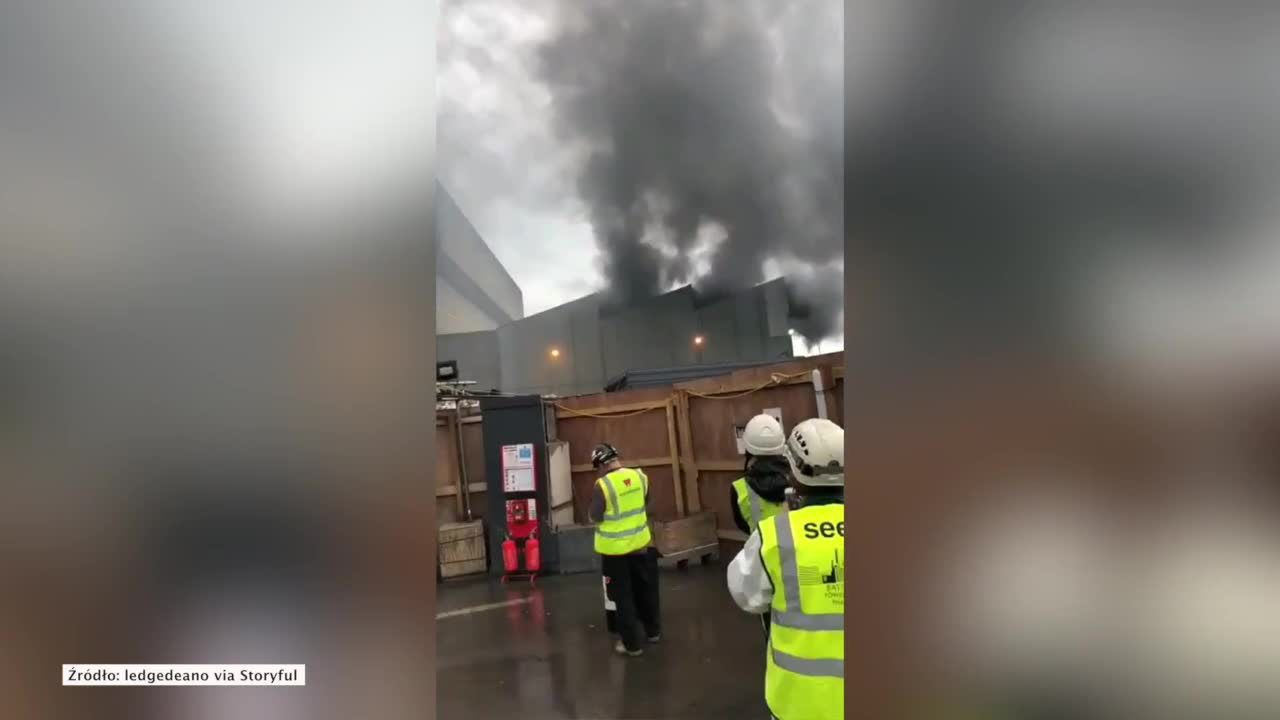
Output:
[552, 403, 663, 419]
[554, 369, 817, 412]
[683, 371, 813, 400]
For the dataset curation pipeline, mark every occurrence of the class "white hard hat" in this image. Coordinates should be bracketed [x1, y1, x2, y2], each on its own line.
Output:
[784, 418, 844, 487]
[743, 413, 786, 456]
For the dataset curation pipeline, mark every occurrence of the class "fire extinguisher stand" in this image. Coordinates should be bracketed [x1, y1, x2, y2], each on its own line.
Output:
[498, 441, 541, 586]
[501, 530, 540, 586]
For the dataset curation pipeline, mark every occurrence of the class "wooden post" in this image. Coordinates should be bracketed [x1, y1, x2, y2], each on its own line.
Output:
[666, 399, 686, 517]
[454, 407, 473, 521]
[818, 363, 842, 427]
[674, 390, 702, 513]
[447, 413, 465, 519]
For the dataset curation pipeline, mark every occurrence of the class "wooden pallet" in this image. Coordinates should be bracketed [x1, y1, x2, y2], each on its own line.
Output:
[657, 542, 720, 570]
[438, 520, 487, 579]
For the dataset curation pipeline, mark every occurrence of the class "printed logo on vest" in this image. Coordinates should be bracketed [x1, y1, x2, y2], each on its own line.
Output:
[797, 549, 844, 608]
[822, 550, 843, 585]
[823, 550, 844, 604]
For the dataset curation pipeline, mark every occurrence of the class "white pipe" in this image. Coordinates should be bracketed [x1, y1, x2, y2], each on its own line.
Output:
[812, 368, 829, 420]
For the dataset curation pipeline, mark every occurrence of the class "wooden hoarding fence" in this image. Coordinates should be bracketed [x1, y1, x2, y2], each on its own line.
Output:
[443, 353, 844, 538]
[435, 411, 488, 524]
[674, 389, 700, 514]
[553, 395, 682, 522]
[664, 398, 684, 517]
[671, 355, 845, 541]
[675, 369, 812, 541]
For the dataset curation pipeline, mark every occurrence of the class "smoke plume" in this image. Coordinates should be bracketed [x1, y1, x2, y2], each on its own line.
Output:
[537, 0, 844, 340]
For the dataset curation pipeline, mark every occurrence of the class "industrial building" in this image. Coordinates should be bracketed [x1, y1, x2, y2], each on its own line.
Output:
[436, 185, 798, 396]
[439, 279, 796, 396]
[436, 185, 524, 335]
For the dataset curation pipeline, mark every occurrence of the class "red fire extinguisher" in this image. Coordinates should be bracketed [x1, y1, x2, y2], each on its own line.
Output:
[524, 530, 541, 573]
[502, 535, 519, 574]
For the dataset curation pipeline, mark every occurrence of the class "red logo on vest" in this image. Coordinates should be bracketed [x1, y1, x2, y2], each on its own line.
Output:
[623, 478, 632, 487]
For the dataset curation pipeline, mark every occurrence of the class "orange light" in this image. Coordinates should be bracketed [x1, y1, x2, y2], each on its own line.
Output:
[693, 335, 704, 346]
[549, 348, 561, 358]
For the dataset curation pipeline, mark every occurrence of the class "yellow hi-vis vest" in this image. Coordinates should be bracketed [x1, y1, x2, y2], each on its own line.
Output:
[732, 477, 784, 532]
[759, 503, 845, 720]
[593, 468, 652, 555]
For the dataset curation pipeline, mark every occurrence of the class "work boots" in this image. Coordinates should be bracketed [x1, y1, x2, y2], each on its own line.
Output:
[613, 640, 643, 657]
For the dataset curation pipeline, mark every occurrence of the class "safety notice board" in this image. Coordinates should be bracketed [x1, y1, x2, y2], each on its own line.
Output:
[501, 443, 536, 492]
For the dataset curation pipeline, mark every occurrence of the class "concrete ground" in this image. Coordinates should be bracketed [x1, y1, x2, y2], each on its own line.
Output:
[437, 561, 770, 719]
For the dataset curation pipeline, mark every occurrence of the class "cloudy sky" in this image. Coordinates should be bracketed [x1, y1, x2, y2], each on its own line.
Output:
[438, 0, 845, 347]
[438, 0, 595, 315]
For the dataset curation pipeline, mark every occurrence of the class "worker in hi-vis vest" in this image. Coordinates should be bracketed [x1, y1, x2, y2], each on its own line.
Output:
[727, 418, 845, 720]
[730, 413, 791, 638]
[588, 442, 661, 657]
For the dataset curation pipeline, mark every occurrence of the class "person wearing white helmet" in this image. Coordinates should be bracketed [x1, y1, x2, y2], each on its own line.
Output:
[731, 414, 791, 535]
[731, 413, 792, 639]
[727, 418, 845, 720]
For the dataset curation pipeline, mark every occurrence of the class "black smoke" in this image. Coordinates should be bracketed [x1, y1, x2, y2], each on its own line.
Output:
[538, 0, 844, 341]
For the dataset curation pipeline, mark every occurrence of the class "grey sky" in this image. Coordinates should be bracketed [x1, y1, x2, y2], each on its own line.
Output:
[439, 0, 599, 316]
[439, 0, 845, 337]
[77, 0, 844, 349]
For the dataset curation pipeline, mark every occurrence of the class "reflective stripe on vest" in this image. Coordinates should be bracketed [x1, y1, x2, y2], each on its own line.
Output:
[733, 477, 782, 533]
[600, 475, 647, 523]
[760, 504, 845, 720]
[771, 511, 846, 632]
[594, 468, 652, 555]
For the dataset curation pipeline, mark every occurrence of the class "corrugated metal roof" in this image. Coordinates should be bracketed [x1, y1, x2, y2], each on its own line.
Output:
[604, 359, 782, 392]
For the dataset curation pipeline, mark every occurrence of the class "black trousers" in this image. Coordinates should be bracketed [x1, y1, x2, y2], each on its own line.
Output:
[601, 548, 661, 652]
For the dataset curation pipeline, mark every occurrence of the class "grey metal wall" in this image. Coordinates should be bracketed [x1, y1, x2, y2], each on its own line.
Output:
[441, 279, 795, 396]
[494, 294, 606, 397]
[600, 287, 701, 381]
[437, 330, 501, 391]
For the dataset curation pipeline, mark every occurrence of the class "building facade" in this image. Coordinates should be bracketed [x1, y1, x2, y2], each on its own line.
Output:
[441, 280, 795, 396]
[436, 185, 523, 334]
[435, 185, 796, 396]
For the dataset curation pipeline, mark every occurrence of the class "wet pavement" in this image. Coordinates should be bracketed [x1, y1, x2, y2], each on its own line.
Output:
[437, 562, 770, 719]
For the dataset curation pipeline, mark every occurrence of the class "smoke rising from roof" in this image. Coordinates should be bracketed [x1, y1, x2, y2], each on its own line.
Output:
[537, 0, 844, 341]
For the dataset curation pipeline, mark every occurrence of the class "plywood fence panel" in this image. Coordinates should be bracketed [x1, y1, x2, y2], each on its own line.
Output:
[683, 380, 823, 527]
[554, 393, 677, 524]
[568, 470, 598, 526]
[435, 418, 461, 525]
[675, 352, 844, 397]
[567, 464, 679, 524]
[434, 354, 846, 531]
[698, 469, 742, 534]
[687, 384, 818, 456]
[555, 387, 673, 412]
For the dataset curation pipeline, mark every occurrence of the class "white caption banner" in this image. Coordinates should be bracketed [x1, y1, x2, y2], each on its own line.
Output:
[64, 664, 306, 686]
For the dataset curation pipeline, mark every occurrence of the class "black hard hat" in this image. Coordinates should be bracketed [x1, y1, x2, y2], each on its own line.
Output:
[591, 443, 620, 468]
